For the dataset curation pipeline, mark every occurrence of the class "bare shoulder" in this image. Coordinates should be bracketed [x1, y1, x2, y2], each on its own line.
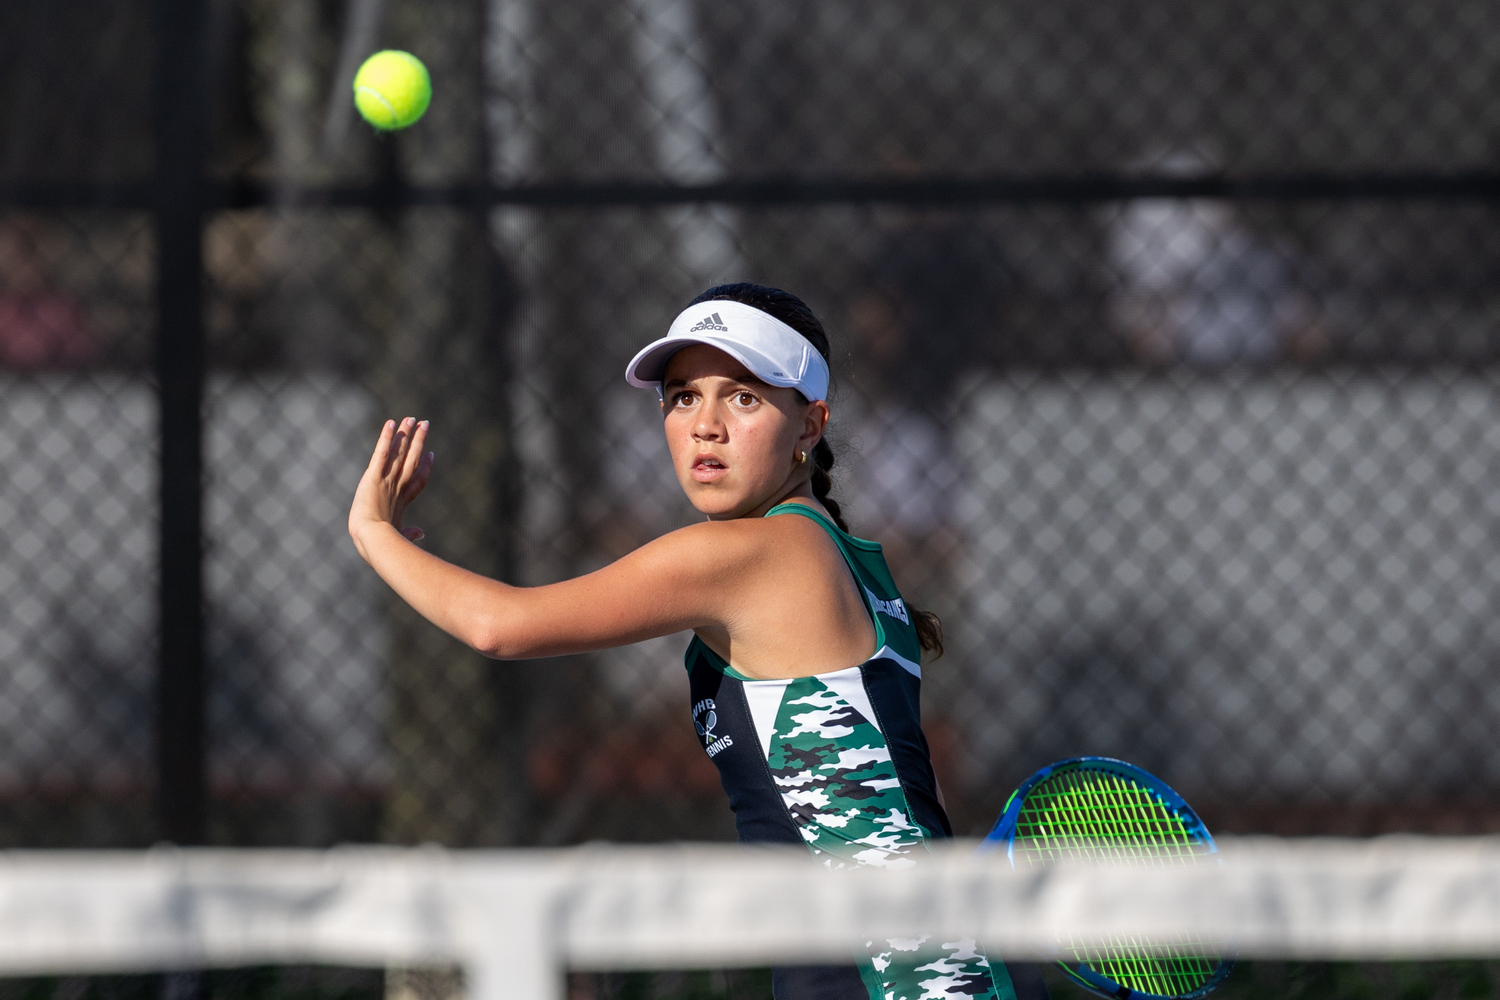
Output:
[761, 506, 844, 547]
[616, 517, 766, 577]
[607, 507, 867, 675]
[645, 513, 811, 551]
[762, 509, 852, 572]
[718, 507, 848, 573]
[631, 509, 838, 573]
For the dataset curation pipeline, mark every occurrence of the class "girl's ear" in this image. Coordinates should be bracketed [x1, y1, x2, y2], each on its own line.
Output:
[802, 399, 830, 446]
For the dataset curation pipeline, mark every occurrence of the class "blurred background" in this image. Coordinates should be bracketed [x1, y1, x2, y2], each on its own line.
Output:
[5, 0, 1500, 862]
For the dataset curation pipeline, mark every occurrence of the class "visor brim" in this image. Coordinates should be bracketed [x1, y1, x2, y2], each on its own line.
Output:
[625, 335, 806, 393]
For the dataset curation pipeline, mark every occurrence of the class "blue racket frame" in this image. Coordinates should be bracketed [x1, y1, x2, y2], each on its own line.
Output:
[982, 756, 1235, 1000]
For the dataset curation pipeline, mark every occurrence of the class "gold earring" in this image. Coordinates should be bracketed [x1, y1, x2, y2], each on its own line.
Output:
[795, 449, 807, 465]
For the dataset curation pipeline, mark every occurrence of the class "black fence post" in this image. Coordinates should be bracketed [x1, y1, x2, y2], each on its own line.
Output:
[154, 0, 210, 846]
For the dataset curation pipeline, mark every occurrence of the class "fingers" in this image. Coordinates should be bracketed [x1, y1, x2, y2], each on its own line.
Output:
[390, 416, 417, 475]
[401, 450, 435, 503]
[376, 417, 429, 480]
[356, 418, 427, 539]
[399, 420, 429, 487]
[373, 418, 430, 510]
[400, 526, 425, 542]
[368, 419, 396, 475]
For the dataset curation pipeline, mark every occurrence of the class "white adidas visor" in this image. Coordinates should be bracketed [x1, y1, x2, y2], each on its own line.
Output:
[624, 299, 830, 402]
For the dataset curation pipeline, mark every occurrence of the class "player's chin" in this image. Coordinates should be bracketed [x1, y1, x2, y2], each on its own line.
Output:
[681, 481, 754, 520]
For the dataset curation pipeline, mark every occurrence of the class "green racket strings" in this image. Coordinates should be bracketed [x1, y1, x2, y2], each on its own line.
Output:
[1062, 930, 1219, 998]
[1012, 770, 1207, 865]
[1013, 767, 1220, 997]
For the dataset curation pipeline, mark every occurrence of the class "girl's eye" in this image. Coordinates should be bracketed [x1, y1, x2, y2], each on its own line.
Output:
[673, 392, 697, 407]
[735, 391, 757, 406]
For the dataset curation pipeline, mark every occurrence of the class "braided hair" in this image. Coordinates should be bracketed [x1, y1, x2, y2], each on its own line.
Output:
[687, 282, 944, 658]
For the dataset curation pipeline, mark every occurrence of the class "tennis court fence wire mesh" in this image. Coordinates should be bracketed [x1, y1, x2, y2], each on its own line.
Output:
[5, 0, 1500, 995]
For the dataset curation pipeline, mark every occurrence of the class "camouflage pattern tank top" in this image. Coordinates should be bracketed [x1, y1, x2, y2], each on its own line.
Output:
[684, 502, 1019, 1000]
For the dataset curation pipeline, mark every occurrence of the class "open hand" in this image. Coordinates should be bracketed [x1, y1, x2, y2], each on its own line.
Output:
[350, 417, 434, 555]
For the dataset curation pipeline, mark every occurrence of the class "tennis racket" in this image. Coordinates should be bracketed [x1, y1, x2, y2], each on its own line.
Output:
[982, 756, 1234, 1000]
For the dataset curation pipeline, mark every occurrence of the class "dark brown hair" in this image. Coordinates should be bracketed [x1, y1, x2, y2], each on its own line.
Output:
[688, 282, 944, 659]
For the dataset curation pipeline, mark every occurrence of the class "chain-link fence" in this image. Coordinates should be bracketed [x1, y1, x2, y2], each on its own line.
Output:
[4, 0, 1500, 859]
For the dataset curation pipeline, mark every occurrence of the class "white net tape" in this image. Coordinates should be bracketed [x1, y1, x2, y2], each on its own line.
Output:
[0, 837, 1497, 1000]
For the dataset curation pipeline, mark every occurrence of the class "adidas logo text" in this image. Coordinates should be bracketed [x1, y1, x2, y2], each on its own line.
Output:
[688, 312, 729, 333]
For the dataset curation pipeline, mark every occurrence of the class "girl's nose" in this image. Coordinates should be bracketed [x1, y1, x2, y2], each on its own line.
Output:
[692, 401, 727, 440]
[692, 417, 726, 440]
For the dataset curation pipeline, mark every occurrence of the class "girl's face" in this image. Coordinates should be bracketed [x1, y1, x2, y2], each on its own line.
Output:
[661, 344, 829, 520]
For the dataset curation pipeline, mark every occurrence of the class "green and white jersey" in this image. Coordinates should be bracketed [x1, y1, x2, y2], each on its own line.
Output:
[685, 502, 1022, 1000]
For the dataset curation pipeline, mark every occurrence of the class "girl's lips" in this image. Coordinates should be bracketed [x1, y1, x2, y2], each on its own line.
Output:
[691, 454, 728, 483]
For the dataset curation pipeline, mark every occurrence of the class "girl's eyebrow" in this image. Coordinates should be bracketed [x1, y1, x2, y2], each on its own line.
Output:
[663, 374, 769, 391]
[716, 373, 770, 391]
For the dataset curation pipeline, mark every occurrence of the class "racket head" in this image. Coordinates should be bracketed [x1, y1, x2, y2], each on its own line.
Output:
[982, 757, 1234, 1000]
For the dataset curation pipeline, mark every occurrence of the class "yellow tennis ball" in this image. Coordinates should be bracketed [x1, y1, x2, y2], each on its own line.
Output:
[353, 50, 431, 131]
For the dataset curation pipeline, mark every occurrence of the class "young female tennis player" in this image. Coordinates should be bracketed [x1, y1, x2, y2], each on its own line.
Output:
[349, 283, 1043, 1000]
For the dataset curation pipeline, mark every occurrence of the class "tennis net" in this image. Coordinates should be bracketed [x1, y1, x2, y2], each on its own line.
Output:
[0, 837, 1498, 1000]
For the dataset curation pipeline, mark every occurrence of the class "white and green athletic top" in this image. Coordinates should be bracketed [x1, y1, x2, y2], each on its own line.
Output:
[685, 502, 1032, 1000]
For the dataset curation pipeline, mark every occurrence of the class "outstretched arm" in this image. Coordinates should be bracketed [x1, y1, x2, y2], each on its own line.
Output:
[349, 418, 760, 659]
